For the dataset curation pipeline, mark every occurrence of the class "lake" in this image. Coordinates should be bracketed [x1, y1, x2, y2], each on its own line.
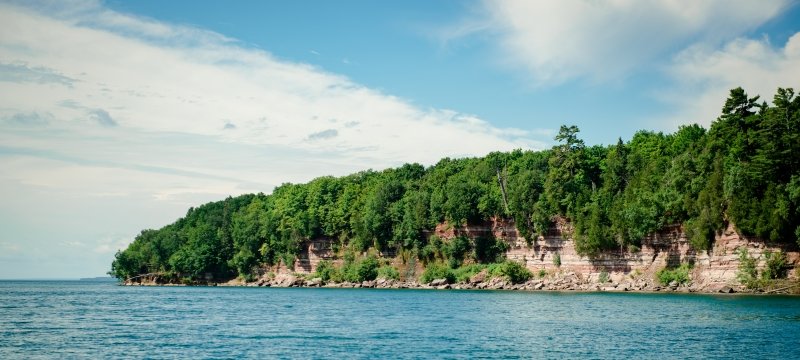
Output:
[1, 280, 798, 359]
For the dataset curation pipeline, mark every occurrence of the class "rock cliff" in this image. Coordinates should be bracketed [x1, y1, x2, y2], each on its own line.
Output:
[285, 219, 799, 292]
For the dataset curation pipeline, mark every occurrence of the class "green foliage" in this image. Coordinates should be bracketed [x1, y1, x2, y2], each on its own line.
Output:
[598, 270, 609, 283]
[488, 260, 532, 284]
[452, 264, 487, 283]
[656, 263, 692, 286]
[340, 255, 379, 283]
[443, 236, 470, 268]
[537, 269, 547, 278]
[736, 248, 759, 289]
[762, 250, 788, 280]
[553, 252, 561, 267]
[419, 263, 455, 284]
[377, 265, 400, 280]
[473, 235, 508, 263]
[314, 260, 339, 282]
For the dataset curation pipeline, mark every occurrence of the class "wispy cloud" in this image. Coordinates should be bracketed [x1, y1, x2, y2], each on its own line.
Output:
[0, 62, 77, 87]
[307, 129, 338, 141]
[0, 0, 550, 278]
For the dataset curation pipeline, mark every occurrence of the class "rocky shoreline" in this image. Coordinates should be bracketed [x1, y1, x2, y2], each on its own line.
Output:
[124, 270, 777, 294]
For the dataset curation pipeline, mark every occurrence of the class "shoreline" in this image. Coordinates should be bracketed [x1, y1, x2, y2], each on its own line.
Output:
[121, 273, 799, 295]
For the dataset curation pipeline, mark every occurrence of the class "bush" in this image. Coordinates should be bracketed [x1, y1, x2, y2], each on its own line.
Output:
[598, 270, 609, 283]
[488, 260, 532, 284]
[452, 264, 486, 283]
[657, 263, 692, 286]
[444, 236, 471, 268]
[314, 260, 339, 282]
[473, 235, 509, 263]
[538, 269, 547, 278]
[736, 248, 759, 288]
[377, 265, 400, 280]
[420, 263, 455, 284]
[762, 250, 788, 280]
[553, 252, 561, 267]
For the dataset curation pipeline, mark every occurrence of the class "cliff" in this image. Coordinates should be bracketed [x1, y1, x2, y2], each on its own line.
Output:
[280, 219, 799, 293]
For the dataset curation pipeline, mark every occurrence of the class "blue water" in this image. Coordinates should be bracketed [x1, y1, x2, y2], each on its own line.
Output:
[1, 281, 798, 359]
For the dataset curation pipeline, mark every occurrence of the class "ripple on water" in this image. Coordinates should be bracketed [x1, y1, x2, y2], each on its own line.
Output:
[0, 282, 799, 359]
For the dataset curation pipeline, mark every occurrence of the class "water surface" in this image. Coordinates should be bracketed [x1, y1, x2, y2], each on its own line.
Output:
[1, 281, 798, 358]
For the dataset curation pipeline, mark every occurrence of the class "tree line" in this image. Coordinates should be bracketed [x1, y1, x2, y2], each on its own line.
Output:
[111, 87, 800, 281]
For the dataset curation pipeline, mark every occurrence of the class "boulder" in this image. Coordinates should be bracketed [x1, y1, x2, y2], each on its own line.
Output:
[305, 277, 323, 287]
[430, 278, 449, 287]
[719, 286, 735, 294]
[469, 269, 488, 284]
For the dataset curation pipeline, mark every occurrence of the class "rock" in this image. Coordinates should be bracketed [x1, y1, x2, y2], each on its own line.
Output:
[361, 280, 376, 288]
[719, 286, 735, 294]
[305, 277, 323, 287]
[430, 278, 449, 287]
[469, 269, 488, 284]
[437, 284, 450, 290]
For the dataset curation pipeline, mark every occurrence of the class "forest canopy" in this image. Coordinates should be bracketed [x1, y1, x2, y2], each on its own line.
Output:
[111, 87, 800, 281]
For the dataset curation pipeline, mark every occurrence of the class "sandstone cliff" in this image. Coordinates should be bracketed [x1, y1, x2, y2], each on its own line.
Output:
[285, 219, 799, 292]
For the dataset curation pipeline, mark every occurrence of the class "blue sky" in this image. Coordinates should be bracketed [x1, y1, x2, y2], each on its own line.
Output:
[1, 0, 799, 278]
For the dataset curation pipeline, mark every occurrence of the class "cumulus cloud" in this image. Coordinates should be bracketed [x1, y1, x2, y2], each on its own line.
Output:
[656, 32, 800, 126]
[447, 0, 789, 86]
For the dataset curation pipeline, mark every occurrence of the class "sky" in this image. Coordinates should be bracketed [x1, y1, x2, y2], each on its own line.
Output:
[1, 0, 799, 279]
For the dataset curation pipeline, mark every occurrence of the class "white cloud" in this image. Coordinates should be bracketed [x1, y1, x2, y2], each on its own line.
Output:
[656, 32, 800, 127]
[452, 0, 789, 85]
[0, 1, 543, 164]
[0, 1, 549, 277]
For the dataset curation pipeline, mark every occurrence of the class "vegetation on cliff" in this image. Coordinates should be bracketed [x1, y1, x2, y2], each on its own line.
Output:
[111, 87, 800, 282]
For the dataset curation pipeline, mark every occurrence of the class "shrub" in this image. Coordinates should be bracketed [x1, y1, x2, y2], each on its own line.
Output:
[736, 248, 759, 288]
[444, 236, 471, 268]
[762, 250, 788, 280]
[657, 263, 692, 286]
[473, 235, 509, 263]
[420, 236, 444, 264]
[489, 260, 532, 284]
[538, 269, 547, 278]
[314, 260, 339, 282]
[420, 262, 455, 284]
[377, 265, 400, 280]
[553, 252, 561, 267]
[341, 256, 378, 282]
[452, 264, 486, 283]
[598, 270, 609, 283]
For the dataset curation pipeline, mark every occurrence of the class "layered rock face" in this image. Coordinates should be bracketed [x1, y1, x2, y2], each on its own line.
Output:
[288, 219, 798, 292]
[434, 219, 799, 291]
